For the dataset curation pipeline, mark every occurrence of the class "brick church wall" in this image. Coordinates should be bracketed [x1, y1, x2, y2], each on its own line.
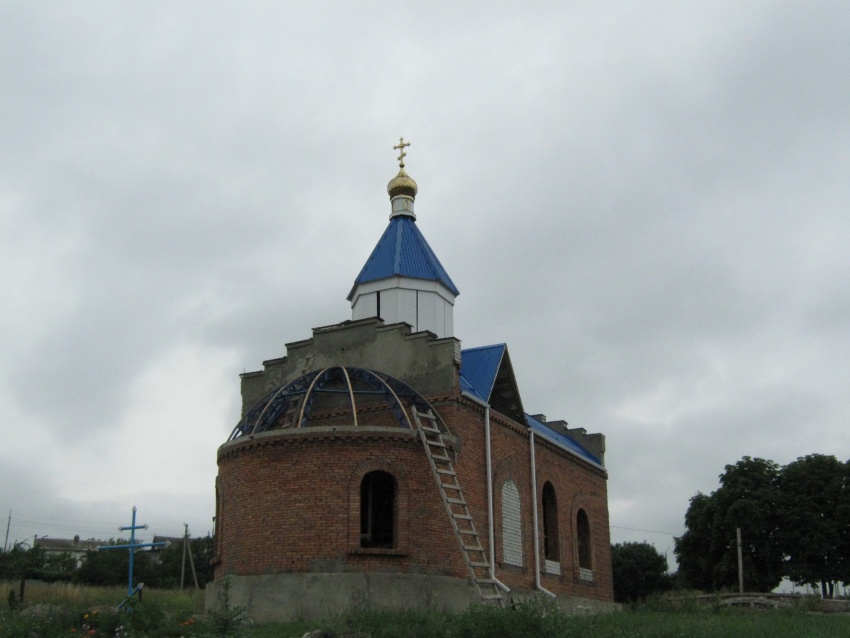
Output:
[435, 394, 614, 602]
[213, 319, 614, 607]
[214, 427, 468, 580]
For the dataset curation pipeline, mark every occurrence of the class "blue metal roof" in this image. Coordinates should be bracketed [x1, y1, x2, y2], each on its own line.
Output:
[526, 413, 602, 466]
[349, 216, 460, 298]
[459, 344, 506, 403]
[461, 343, 602, 467]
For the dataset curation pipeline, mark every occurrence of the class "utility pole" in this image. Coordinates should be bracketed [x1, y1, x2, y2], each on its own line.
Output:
[3, 510, 10, 551]
[181, 523, 199, 590]
[736, 527, 744, 594]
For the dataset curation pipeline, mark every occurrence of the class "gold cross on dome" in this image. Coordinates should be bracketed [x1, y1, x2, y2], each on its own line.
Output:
[393, 137, 411, 168]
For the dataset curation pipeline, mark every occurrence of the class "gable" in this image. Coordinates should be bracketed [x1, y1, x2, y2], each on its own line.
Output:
[460, 344, 525, 423]
[461, 345, 603, 467]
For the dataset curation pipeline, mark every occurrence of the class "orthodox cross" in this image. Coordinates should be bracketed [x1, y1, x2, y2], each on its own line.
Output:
[393, 137, 411, 168]
[99, 506, 168, 602]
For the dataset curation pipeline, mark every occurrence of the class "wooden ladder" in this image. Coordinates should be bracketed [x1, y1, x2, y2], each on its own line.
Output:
[413, 409, 504, 605]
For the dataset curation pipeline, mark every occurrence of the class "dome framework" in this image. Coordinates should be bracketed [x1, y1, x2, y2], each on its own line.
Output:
[228, 366, 445, 441]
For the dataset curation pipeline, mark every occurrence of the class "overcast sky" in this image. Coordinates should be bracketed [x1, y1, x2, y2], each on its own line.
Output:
[1, 1, 848, 572]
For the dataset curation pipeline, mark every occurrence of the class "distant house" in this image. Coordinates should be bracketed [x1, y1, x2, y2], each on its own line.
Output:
[34, 535, 103, 569]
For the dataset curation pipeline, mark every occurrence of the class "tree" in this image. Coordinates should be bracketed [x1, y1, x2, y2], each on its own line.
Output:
[41, 551, 77, 582]
[611, 541, 671, 603]
[0, 542, 44, 580]
[75, 539, 156, 587]
[674, 493, 716, 591]
[675, 457, 784, 592]
[777, 454, 848, 598]
[711, 456, 784, 592]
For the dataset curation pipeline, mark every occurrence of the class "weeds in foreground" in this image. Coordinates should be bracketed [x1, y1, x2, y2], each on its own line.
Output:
[3, 585, 850, 638]
[262, 599, 850, 638]
[206, 577, 249, 638]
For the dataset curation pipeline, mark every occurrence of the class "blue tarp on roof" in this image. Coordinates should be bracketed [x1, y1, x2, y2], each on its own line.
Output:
[350, 216, 460, 297]
[459, 344, 505, 403]
[526, 413, 601, 466]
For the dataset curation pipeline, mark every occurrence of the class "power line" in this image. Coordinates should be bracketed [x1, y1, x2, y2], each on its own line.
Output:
[610, 525, 679, 537]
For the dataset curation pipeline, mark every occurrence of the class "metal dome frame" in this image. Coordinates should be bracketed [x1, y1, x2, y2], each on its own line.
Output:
[227, 366, 442, 442]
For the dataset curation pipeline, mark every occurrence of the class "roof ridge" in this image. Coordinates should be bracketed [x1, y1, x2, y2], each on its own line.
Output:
[461, 343, 507, 353]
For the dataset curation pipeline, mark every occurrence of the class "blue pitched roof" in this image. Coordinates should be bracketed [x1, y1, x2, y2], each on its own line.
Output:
[526, 413, 602, 467]
[461, 344, 602, 467]
[349, 216, 460, 298]
[459, 344, 506, 402]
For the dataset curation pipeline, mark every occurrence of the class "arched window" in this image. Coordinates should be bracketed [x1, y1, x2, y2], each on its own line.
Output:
[577, 508, 592, 580]
[501, 480, 522, 566]
[360, 471, 396, 548]
[542, 481, 559, 562]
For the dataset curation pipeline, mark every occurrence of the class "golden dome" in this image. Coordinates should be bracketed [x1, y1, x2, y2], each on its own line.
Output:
[387, 167, 418, 199]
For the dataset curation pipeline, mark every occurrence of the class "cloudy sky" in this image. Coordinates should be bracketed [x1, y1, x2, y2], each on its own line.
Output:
[2, 1, 848, 570]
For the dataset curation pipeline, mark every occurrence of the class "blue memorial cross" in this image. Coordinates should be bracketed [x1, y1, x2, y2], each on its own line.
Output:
[99, 506, 168, 605]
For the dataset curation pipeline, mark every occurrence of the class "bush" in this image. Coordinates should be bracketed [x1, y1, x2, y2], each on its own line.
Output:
[612, 542, 672, 603]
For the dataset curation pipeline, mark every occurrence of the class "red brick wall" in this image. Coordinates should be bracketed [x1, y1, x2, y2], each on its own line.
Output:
[213, 392, 613, 603]
[214, 428, 467, 580]
[436, 396, 614, 602]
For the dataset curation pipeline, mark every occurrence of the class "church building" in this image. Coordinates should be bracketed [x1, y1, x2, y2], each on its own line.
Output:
[207, 140, 614, 621]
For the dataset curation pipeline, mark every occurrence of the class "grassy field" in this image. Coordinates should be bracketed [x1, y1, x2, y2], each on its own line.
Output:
[267, 605, 850, 638]
[2, 582, 849, 638]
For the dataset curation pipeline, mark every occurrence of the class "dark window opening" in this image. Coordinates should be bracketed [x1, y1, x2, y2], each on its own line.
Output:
[360, 470, 396, 548]
[542, 481, 559, 561]
[577, 509, 591, 569]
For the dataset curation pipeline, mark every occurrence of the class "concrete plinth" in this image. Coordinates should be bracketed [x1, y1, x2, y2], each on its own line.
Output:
[205, 572, 479, 623]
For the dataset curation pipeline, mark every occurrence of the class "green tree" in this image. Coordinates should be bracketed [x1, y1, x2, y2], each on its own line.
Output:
[75, 539, 156, 588]
[712, 456, 784, 592]
[611, 541, 671, 603]
[674, 492, 716, 591]
[777, 454, 848, 598]
[675, 457, 784, 592]
[41, 551, 77, 582]
[0, 542, 45, 580]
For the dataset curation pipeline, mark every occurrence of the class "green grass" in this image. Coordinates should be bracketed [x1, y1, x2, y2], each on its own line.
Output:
[1, 581, 205, 638]
[3, 584, 849, 638]
[253, 605, 850, 638]
[2, 580, 205, 613]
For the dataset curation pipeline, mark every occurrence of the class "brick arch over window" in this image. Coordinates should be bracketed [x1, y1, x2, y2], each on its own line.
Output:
[501, 479, 523, 566]
[542, 481, 559, 562]
[348, 459, 409, 555]
[576, 508, 591, 569]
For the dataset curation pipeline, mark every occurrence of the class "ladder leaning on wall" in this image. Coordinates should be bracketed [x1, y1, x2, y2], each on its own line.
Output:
[413, 409, 504, 605]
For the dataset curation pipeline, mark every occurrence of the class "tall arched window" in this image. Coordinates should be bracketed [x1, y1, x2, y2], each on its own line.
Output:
[577, 508, 592, 581]
[360, 470, 396, 548]
[501, 479, 522, 566]
[542, 481, 559, 562]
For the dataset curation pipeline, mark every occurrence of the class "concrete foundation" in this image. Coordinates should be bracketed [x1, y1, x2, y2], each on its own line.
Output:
[204, 572, 619, 623]
[205, 572, 478, 623]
